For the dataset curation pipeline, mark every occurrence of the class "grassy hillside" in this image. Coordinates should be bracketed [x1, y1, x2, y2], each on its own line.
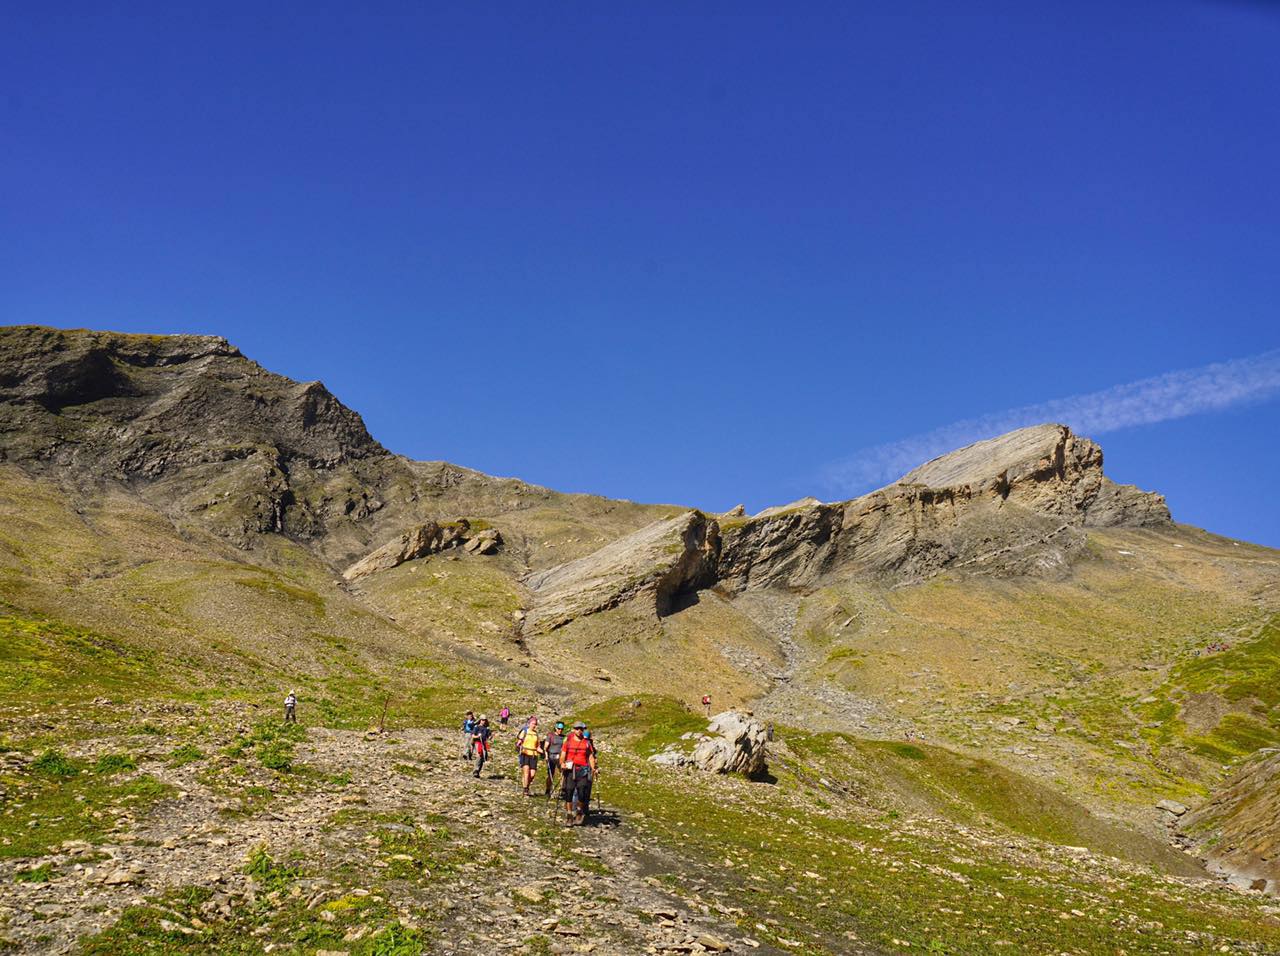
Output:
[4, 327, 1280, 951]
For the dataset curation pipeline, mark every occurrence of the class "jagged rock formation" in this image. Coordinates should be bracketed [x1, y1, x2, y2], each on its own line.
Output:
[899, 424, 1169, 528]
[0, 326, 384, 474]
[526, 423, 1171, 631]
[0, 326, 393, 547]
[1181, 750, 1280, 896]
[342, 521, 502, 582]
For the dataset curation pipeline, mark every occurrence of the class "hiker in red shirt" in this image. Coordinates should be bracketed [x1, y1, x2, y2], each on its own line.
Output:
[559, 721, 597, 826]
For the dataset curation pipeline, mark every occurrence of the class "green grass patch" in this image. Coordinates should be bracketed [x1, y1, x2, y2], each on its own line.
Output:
[94, 753, 137, 774]
[0, 606, 168, 701]
[167, 743, 204, 767]
[615, 750, 1280, 954]
[0, 766, 174, 859]
[14, 862, 57, 883]
[233, 573, 326, 615]
[30, 749, 80, 777]
[224, 717, 303, 772]
[243, 844, 300, 892]
[368, 922, 428, 955]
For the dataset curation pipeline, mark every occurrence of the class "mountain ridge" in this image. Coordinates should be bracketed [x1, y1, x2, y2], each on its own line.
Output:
[3, 324, 1280, 954]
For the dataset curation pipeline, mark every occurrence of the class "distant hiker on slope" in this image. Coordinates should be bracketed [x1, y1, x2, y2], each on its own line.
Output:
[499, 706, 510, 730]
[515, 716, 544, 796]
[284, 691, 297, 724]
[461, 710, 476, 759]
[702, 694, 712, 718]
[471, 715, 492, 778]
[560, 721, 597, 826]
[544, 721, 566, 798]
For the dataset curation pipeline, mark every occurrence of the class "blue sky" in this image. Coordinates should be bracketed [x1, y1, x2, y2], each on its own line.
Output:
[3, 3, 1279, 546]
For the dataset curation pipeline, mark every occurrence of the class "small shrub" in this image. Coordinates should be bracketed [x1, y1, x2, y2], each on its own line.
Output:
[137, 722, 165, 736]
[244, 845, 300, 892]
[168, 743, 204, 767]
[31, 750, 79, 777]
[369, 922, 427, 956]
[94, 753, 137, 775]
[257, 739, 293, 772]
[15, 863, 57, 883]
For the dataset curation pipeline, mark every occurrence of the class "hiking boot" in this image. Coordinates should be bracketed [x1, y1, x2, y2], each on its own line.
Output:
[473, 770, 481, 778]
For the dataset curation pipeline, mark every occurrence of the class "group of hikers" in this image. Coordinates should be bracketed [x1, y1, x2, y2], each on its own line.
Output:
[461, 708, 599, 826]
[1196, 641, 1232, 656]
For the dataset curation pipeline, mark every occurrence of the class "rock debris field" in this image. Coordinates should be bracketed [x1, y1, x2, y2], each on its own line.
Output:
[0, 714, 766, 955]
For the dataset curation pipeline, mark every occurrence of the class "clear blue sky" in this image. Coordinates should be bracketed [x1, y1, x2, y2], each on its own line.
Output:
[4, 3, 1279, 546]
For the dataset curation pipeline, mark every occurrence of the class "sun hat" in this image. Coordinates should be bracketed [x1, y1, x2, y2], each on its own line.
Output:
[572, 721, 586, 729]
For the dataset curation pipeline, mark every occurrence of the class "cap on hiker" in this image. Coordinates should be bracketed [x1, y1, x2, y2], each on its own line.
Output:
[572, 721, 586, 729]
[555, 721, 565, 730]
[479, 714, 488, 721]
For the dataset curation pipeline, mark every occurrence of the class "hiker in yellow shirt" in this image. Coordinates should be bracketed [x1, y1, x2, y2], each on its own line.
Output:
[515, 715, 545, 796]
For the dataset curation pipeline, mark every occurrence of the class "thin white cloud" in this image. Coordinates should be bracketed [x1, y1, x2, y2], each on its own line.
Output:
[820, 348, 1280, 495]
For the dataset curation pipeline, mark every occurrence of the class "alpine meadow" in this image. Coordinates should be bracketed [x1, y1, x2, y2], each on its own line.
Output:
[0, 326, 1277, 954]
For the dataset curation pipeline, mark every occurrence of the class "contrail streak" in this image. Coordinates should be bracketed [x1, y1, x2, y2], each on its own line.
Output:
[820, 348, 1280, 495]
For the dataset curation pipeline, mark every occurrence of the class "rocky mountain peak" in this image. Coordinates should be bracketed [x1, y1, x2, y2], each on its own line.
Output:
[0, 325, 385, 478]
[899, 423, 1092, 490]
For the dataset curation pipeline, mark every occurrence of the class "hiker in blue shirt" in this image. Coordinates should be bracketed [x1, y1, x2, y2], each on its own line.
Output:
[461, 710, 476, 760]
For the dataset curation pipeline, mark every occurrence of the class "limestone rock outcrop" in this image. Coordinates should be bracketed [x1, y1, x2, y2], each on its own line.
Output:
[523, 510, 719, 634]
[342, 520, 500, 581]
[898, 424, 1169, 528]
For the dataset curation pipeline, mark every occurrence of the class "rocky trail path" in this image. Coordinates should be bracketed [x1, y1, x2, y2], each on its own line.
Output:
[1, 724, 768, 955]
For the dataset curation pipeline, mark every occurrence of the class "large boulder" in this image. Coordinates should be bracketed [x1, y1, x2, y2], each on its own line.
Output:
[691, 711, 769, 776]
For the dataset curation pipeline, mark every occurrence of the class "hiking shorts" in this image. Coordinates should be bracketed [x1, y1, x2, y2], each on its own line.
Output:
[519, 754, 539, 769]
[562, 770, 591, 804]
